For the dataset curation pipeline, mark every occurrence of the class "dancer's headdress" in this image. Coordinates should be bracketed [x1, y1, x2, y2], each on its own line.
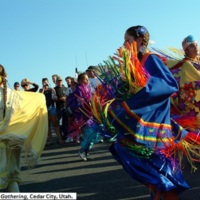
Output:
[182, 35, 197, 51]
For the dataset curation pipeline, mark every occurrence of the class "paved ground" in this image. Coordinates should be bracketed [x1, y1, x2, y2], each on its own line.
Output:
[19, 140, 200, 200]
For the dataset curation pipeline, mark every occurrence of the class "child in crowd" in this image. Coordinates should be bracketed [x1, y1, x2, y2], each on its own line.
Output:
[68, 72, 98, 161]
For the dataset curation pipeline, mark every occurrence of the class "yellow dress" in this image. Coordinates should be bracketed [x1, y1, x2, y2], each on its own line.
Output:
[0, 88, 48, 189]
[167, 59, 200, 117]
[165, 57, 200, 134]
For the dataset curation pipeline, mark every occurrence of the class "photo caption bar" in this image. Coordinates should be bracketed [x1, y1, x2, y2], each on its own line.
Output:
[0, 193, 77, 200]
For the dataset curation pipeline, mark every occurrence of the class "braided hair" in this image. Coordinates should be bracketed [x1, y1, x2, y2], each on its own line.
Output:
[125, 25, 149, 60]
[0, 64, 7, 119]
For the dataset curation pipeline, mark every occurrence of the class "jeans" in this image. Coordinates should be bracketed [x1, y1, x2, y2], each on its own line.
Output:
[56, 108, 68, 138]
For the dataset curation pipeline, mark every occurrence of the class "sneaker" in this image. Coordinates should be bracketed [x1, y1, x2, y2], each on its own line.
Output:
[76, 136, 80, 143]
[109, 135, 117, 142]
[79, 151, 87, 161]
[100, 139, 104, 143]
[65, 137, 73, 143]
[89, 142, 94, 150]
[85, 153, 92, 160]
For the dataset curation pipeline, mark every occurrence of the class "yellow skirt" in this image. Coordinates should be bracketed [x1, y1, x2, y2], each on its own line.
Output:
[0, 89, 48, 189]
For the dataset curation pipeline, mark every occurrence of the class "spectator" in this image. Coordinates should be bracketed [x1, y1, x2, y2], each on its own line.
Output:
[65, 77, 79, 143]
[54, 76, 68, 140]
[21, 78, 39, 92]
[39, 78, 64, 145]
[52, 74, 58, 86]
[65, 76, 73, 100]
[86, 66, 101, 94]
[65, 76, 72, 88]
[13, 82, 20, 91]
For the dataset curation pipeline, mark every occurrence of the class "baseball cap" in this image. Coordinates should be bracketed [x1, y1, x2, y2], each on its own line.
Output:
[56, 76, 63, 81]
[14, 82, 20, 87]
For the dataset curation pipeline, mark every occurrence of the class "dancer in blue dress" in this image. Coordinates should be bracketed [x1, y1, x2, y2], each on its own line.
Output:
[88, 26, 200, 200]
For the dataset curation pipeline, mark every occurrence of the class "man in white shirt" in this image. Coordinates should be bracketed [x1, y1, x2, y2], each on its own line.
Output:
[86, 66, 101, 94]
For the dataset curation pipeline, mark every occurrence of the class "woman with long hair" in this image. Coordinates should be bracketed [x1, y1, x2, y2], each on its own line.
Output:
[0, 64, 48, 192]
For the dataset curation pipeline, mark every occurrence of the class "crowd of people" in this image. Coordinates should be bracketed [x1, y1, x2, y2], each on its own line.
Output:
[12, 67, 102, 153]
[1, 24, 200, 199]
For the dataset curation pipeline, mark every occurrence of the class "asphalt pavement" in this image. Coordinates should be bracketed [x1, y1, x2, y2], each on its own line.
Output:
[19, 139, 200, 200]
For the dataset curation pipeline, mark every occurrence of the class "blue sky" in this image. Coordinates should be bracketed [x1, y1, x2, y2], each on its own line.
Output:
[1, 0, 200, 89]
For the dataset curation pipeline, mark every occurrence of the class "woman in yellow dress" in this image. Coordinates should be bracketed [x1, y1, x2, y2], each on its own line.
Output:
[0, 64, 48, 192]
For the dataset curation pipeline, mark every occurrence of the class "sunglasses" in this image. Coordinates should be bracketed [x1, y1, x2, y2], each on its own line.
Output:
[22, 84, 29, 87]
[15, 85, 19, 87]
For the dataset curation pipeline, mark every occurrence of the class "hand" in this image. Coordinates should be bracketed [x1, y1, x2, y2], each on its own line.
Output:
[52, 96, 58, 100]
[77, 97, 85, 105]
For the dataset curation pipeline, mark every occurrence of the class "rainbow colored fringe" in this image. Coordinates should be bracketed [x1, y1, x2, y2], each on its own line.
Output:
[87, 42, 150, 132]
[86, 42, 200, 171]
[158, 131, 200, 172]
[81, 41, 149, 130]
[173, 116, 200, 132]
